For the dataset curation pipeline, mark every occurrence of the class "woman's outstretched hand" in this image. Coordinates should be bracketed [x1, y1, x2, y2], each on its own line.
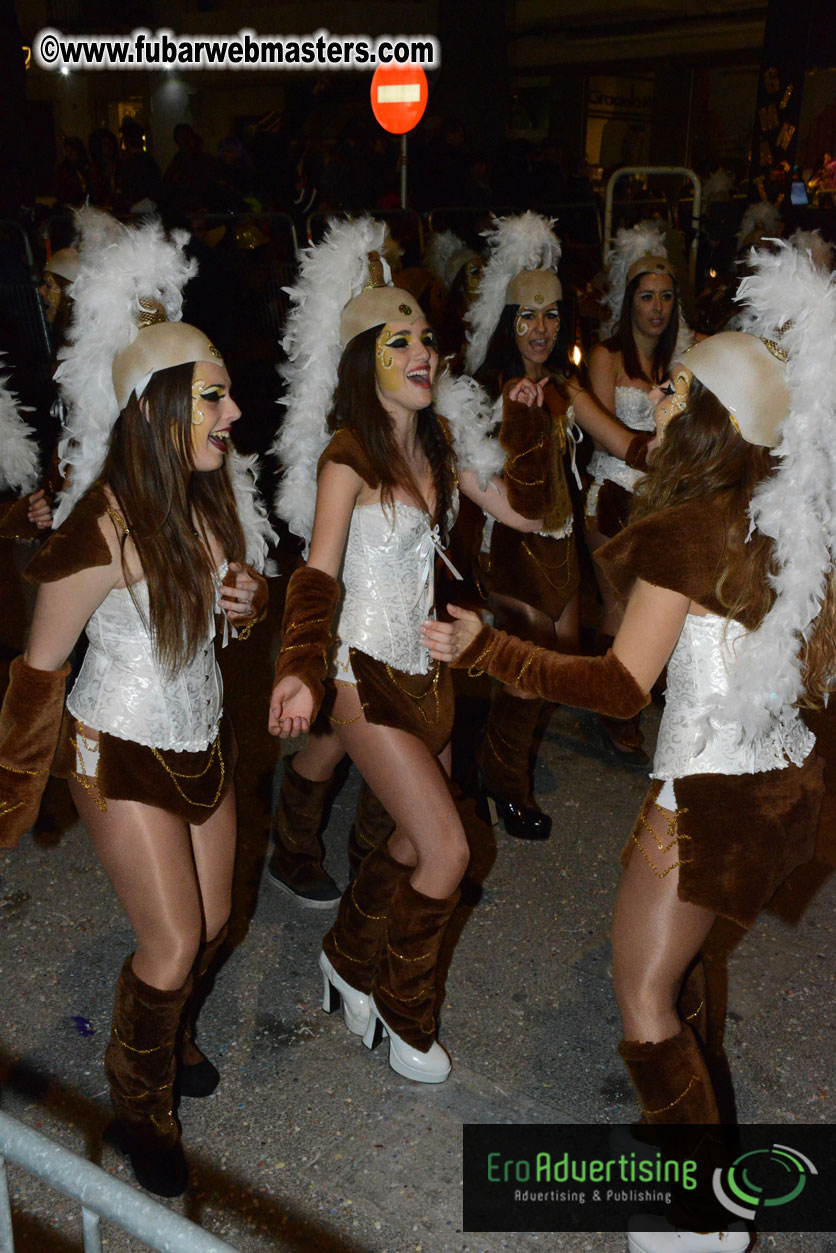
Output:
[268, 676, 315, 738]
[507, 377, 546, 408]
[420, 604, 484, 664]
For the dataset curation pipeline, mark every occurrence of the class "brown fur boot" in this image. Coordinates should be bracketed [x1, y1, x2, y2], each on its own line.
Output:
[372, 878, 460, 1052]
[478, 688, 551, 839]
[322, 843, 412, 994]
[679, 951, 738, 1126]
[267, 754, 340, 907]
[619, 1024, 720, 1124]
[347, 780, 395, 879]
[104, 956, 191, 1196]
[177, 925, 228, 1098]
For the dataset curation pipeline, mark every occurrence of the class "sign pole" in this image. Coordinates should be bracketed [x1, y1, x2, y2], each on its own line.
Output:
[400, 134, 408, 209]
[370, 65, 428, 208]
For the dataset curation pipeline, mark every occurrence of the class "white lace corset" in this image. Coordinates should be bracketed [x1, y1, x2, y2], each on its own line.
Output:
[652, 613, 815, 779]
[588, 385, 656, 494]
[333, 499, 455, 677]
[67, 572, 224, 752]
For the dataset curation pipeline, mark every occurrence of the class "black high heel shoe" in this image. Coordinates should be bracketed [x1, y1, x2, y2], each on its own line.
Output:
[475, 770, 552, 841]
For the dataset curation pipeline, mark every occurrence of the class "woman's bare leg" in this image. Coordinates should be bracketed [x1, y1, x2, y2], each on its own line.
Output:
[328, 683, 468, 898]
[612, 799, 717, 1042]
[69, 781, 205, 991]
[188, 782, 237, 944]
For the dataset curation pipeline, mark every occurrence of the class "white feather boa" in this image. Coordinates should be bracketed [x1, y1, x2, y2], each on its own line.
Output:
[273, 217, 387, 546]
[53, 208, 196, 526]
[703, 242, 836, 745]
[435, 371, 504, 489]
[464, 213, 562, 376]
[228, 450, 277, 573]
[0, 360, 39, 495]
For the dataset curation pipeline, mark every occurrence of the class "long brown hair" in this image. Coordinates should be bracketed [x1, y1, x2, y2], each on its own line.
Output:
[610, 273, 679, 384]
[327, 326, 455, 546]
[632, 379, 836, 703]
[98, 361, 245, 677]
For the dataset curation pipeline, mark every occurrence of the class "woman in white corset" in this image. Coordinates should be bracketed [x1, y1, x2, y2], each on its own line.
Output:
[0, 213, 271, 1198]
[268, 220, 540, 1084]
[586, 222, 695, 765]
[424, 239, 836, 1249]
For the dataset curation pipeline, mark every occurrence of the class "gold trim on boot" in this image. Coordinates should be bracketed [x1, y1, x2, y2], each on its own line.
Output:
[372, 878, 460, 1053]
[267, 754, 339, 904]
[104, 955, 191, 1195]
[178, 924, 228, 1097]
[347, 780, 395, 879]
[618, 1024, 720, 1124]
[322, 843, 412, 995]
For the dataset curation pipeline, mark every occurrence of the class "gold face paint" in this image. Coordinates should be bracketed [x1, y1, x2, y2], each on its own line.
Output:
[191, 376, 227, 426]
[655, 365, 693, 441]
[374, 324, 437, 395]
[514, 303, 560, 368]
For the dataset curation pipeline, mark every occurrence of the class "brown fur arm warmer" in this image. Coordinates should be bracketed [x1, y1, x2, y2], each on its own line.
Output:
[624, 431, 653, 471]
[273, 565, 341, 721]
[498, 383, 552, 519]
[0, 497, 41, 542]
[455, 626, 649, 718]
[0, 655, 71, 849]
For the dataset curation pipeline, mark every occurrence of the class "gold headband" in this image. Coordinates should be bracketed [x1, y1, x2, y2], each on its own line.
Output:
[626, 253, 676, 285]
[504, 269, 562, 307]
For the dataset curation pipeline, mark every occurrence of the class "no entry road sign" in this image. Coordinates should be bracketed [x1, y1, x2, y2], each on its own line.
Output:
[370, 65, 429, 135]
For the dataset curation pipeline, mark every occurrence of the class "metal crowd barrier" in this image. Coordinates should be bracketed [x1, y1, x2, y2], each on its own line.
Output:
[0, 1111, 240, 1253]
[603, 166, 702, 283]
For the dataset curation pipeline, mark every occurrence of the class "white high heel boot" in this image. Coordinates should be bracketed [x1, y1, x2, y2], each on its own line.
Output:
[363, 996, 451, 1083]
[627, 1217, 751, 1253]
[319, 950, 370, 1036]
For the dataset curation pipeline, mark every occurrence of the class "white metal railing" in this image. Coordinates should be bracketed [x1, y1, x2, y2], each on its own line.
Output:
[603, 166, 702, 283]
[0, 1111, 240, 1253]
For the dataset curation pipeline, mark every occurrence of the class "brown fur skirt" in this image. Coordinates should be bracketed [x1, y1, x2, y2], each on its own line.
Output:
[56, 713, 238, 826]
[487, 524, 580, 621]
[590, 479, 632, 539]
[320, 649, 454, 758]
[621, 753, 824, 929]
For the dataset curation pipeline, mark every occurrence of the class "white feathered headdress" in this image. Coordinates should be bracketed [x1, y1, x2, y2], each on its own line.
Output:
[789, 227, 835, 274]
[53, 208, 275, 568]
[701, 167, 735, 207]
[464, 213, 562, 376]
[423, 230, 477, 292]
[601, 219, 694, 355]
[273, 217, 388, 546]
[602, 220, 669, 336]
[274, 216, 506, 545]
[0, 360, 39, 495]
[704, 241, 836, 744]
[735, 201, 782, 253]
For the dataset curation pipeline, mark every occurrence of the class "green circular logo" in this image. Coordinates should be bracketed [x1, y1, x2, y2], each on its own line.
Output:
[713, 1144, 817, 1220]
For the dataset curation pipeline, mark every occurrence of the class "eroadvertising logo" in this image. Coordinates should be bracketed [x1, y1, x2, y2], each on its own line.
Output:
[462, 1125, 834, 1234]
[713, 1144, 818, 1221]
